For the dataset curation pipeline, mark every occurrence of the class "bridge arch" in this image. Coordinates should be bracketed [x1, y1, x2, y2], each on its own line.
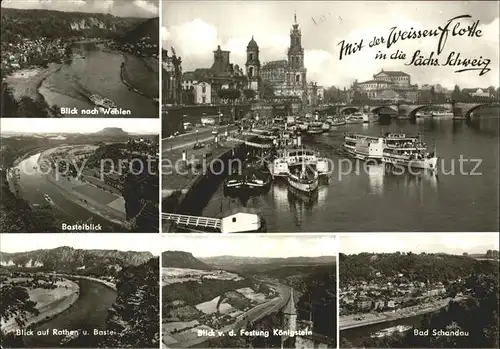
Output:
[464, 103, 497, 119]
[340, 106, 360, 115]
[406, 104, 432, 118]
[370, 105, 398, 114]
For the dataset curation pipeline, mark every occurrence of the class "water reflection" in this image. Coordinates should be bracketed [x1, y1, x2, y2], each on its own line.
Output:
[271, 180, 329, 214]
[366, 164, 384, 196]
[366, 164, 438, 198]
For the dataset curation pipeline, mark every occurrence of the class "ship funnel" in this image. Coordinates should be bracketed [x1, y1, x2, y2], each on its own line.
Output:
[182, 150, 187, 161]
[297, 136, 302, 146]
[315, 113, 319, 121]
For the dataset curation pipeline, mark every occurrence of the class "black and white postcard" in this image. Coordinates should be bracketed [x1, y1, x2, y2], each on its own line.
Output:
[161, 0, 499, 233]
[339, 233, 500, 348]
[162, 234, 337, 348]
[0, 118, 160, 233]
[1, 0, 159, 118]
[0, 233, 160, 348]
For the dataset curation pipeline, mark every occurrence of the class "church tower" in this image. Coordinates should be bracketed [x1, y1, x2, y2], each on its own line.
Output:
[281, 287, 298, 348]
[245, 36, 260, 91]
[288, 13, 304, 70]
[286, 14, 307, 103]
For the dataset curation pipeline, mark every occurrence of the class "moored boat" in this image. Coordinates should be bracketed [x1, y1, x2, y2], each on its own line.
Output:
[307, 121, 324, 134]
[321, 121, 331, 131]
[268, 141, 329, 178]
[431, 110, 454, 117]
[382, 133, 438, 170]
[343, 133, 384, 160]
[416, 111, 432, 118]
[370, 325, 412, 338]
[287, 162, 319, 194]
[224, 175, 246, 190]
[330, 116, 347, 126]
[365, 112, 378, 123]
[346, 112, 365, 124]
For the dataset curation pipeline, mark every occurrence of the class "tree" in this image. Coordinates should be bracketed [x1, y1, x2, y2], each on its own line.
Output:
[430, 86, 436, 102]
[0, 284, 39, 328]
[324, 86, 340, 103]
[452, 85, 461, 101]
[218, 89, 241, 104]
[259, 80, 275, 100]
[242, 89, 257, 101]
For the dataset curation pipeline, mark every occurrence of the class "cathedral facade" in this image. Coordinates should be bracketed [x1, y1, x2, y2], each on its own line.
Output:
[260, 14, 308, 102]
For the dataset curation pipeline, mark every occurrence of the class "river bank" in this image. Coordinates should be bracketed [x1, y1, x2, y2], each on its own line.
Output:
[339, 298, 452, 330]
[162, 133, 254, 210]
[58, 274, 117, 291]
[1, 277, 80, 333]
[103, 48, 158, 102]
[5, 63, 62, 105]
[37, 146, 129, 230]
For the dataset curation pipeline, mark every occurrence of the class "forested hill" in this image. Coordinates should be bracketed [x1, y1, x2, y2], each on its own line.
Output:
[162, 251, 213, 270]
[103, 257, 159, 348]
[297, 268, 336, 340]
[0, 246, 153, 272]
[1, 8, 144, 42]
[121, 17, 159, 44]
[339, 252, 497, 285]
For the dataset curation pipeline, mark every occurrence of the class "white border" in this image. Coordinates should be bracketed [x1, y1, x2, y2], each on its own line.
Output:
[158, 1, 164, 347]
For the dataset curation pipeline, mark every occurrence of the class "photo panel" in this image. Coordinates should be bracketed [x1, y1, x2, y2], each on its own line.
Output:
[339, 233, 500, 348]
[0, 118, 160, 233]
[161, 0, 499, 233]
[1, 0, 160, 118]
[161, 234, 338, 348]
[0, 233, 160, 348]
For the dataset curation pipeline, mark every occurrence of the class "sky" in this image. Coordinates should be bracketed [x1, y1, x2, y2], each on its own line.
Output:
[163, 234, 337, 258]
[1, 0, 159, 18]
[0, 118, 159, 134]
[0, 233, 160, 254]
[341, 233, 500, 255]
[163, 1, 499, 89]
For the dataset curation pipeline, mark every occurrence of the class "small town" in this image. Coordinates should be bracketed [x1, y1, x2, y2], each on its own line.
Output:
[340, 276, 449, 316]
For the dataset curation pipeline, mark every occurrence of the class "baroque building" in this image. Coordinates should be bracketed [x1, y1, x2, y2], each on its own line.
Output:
[162, 47, 182, 105]
[260, 14, 308, 102]
[245, 36, 260, 92]
[356, 69, 418, 102]
[181, 46, 247, 105]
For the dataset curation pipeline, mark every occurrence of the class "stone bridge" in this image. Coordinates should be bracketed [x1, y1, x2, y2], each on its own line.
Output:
[316, 101, 499, 120]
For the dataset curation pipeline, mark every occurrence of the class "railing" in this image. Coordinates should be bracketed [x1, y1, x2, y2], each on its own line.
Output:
[162, 213, 221, 230]
[226, 137, 273, 148]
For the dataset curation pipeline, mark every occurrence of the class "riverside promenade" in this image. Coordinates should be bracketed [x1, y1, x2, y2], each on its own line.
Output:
[162, 126, 252, 200]
[340, 298, 454, 330]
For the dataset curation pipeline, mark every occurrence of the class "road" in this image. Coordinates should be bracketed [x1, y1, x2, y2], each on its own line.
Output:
[167, 282, 295, 348]
[162, 125, 238, 151]
[339, 297, 456, 330]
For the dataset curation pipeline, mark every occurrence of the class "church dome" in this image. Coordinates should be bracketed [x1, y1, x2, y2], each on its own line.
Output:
[247, 36, 258, 49]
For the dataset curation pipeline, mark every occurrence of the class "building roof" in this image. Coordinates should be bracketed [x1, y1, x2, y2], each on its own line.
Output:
[375, 89, 400, 99]
[374, 70, 410, 77]
[262, 60, 287, 70]
[359, 79, 392, 84]
[182, 71, 196, 81]
[247, 36, 258, 50]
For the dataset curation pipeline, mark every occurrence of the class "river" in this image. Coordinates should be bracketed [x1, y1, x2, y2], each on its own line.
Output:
[39, 44, 157, 117]
[10, 152, 122, 232]
[201, 106, 499, 232]
[340, 311, 435, 346]
[23, 278, 117, 347]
